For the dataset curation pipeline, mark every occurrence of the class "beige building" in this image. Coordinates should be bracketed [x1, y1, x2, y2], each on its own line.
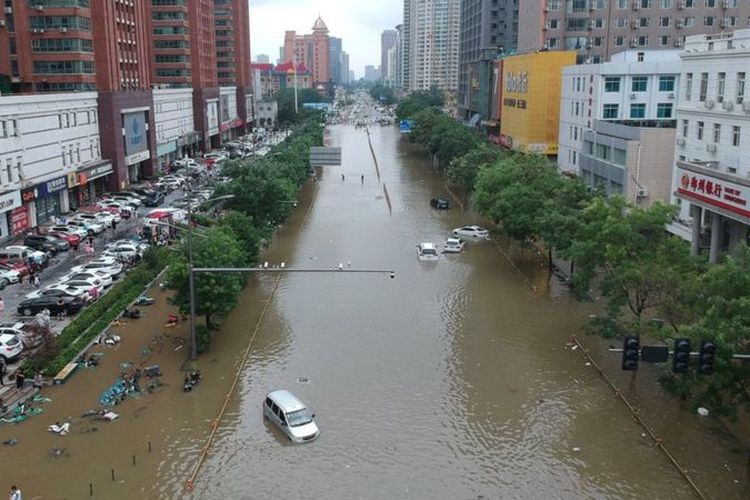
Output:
[519, 0, 750, 63]
[283, 17, 331, 86]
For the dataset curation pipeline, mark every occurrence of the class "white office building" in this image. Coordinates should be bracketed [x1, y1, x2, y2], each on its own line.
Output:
[153, 88, 197, 169]
[219, 86, 239, 141]
[0, 92, 106, 237]
[559, 50, 681, 205]
[671, 29, 750, 262]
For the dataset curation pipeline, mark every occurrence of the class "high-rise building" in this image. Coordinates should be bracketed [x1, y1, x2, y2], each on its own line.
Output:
[330, 37, 343, 84]
[256, 54, 270, 64]
[518, 0, 750, 62]
[394, 24, 404, 90]
[458, 0, 518, 121]
[402, 1, 412, 92]
[283, 17, 331, 86]
[381, 29, 398, 85]
[341, 52, 350, 84]
[403, 0, 460, 93]
[365, 65, 381, 83]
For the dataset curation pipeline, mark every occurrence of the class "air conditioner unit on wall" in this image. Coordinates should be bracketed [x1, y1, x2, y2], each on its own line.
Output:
[742, 101, 750, 112]
[636, 187, 649, 198]
[676, 137, 686, 146]
[706, 143, 718, 153]
[722, 101, 734, 111]
[704, 99, 715, 109]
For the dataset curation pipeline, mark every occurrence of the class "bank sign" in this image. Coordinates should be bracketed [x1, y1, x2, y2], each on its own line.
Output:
[676, 166, 750, 220]
[124, 112, 148, 156]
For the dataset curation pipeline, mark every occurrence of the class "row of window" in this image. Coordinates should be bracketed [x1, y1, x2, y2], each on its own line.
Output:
[600, 75, 676, 92]
[33, 60, 94, 74]
[684, 71, 746, 104]
[0, 120, 19, 139]
[552, 15, 744, 30]
[547, 0, 745, 9]
[681, 120, 742, 145]
[28, 0, 90, 7]
[29, 16, 91, 31]
[31, 38, 93, 53]
[604, 102, 674, 117]
[0, 157, 22, 187]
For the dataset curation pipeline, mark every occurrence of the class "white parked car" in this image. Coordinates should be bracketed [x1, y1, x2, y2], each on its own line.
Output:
[109, 195, 141, 208]
[25, 284, 89, 301]
[60, 270, 113, 288]
[443, 237, 466, 254]
[263, 390, 320, 443]
[451, 225, 490, 240]
[416, 242, 439, 262]
[93, 211, 119, 226]
[71, 258, 123, 279]
[59, 278, 104, 297]
[49, 225, 88, 239]
[103, 241, 144, 260]
[0, 333, 23, 362]
[73, 214, 107, 232]
[0, 268, 20, 287]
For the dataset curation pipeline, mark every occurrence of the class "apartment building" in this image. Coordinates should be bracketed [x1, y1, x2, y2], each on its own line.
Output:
[458, 0, 518, 122]
[519, 0, 750, 62]
[671, 29, 750, 262]
[283, 17, 331, 87]
[381, 29, 398, 85]
[153, 87, 197, 168]
[214, 0, 252, 135]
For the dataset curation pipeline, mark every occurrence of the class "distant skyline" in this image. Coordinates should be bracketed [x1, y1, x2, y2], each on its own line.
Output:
[249, 0, 402, 80]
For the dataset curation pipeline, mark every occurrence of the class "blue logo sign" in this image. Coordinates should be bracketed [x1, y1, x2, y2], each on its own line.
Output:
[399, 120, 413, 134]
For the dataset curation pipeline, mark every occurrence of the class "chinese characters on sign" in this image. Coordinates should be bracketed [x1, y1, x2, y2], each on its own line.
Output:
[505, 71, 529, 93]
[677, 168, 749, 218]
[503, 97, 527, 109]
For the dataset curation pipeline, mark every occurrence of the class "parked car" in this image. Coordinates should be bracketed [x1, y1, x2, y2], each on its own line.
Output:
[263, 390, 319, 443]
[0, 260, 29, 277]
[0, 267, 20, 287]
[92, 211, 118, 227]
[102, 241, 142, 260]
[417, 242, 439, 262]
[25, 285, 89, 301]
[60, 270, 113, 288]
[451, 225, 490, 240]
[48, 225, 88, 240]
[443, 237, 466, 253]
[71, 258, 123, 279]
[108, 196, 141, 208]
[58, 277, 104, 296]
[65, 219, 98, 236]
[74, 212, 111, 229]
[24, 234, 69, 254]
[17, 294, 85, 317]
[98, 201, 135, 218]
[0, 333, 23, 362]
[47, 232, 82, 248]
[430, 197, 450, 209]
[143, 190, 165, 207]
[3, 245, 49, 266]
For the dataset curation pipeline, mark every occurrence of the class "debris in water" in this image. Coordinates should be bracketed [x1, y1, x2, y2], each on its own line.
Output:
[2, 438, 18, 446]
[49, 447, 68, 459]
[298, 377, 309, 383]
[571, 345, 578, 351]
[697, 407, 709, 417]
[572, 447, 581, 452]
[584, 362, 591, 366]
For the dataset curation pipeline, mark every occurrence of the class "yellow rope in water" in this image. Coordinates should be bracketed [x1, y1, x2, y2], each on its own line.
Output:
[186, 276, 282, 492]
[570, 335, 706, 500]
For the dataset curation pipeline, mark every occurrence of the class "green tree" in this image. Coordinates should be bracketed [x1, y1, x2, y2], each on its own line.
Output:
[219, 211, 262, 265]
[275, 88, 328, 126]
[165, 227, 246, 330]
[446, 144, 505, 191]
[369, 84, 396, 105]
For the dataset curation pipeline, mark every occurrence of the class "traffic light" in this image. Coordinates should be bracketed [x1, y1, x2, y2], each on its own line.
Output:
[621, 336, 640, 371]
[698, 340, 717, 375]
[672, 338, 691, 374]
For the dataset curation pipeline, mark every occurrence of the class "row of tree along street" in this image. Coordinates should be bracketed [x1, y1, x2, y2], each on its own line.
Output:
[396, 91, 750, 420]
[164, 114, 324, 352]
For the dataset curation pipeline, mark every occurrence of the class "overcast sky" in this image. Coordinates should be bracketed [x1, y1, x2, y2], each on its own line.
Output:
[250, 0, 402, 79]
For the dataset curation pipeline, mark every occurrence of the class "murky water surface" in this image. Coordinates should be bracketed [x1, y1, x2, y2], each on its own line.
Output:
[1, 124, 747, 499]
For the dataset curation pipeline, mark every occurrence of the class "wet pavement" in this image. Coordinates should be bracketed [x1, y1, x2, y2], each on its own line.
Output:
[0, 123, 748, 499]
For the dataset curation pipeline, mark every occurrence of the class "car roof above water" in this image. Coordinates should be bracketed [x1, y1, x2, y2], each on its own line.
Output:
[266, 389, 306, 412]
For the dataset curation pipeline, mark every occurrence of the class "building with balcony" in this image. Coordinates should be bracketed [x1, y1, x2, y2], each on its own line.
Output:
[558, 50, 680, 207]
[671, 29, 750, 262]
[458, 0, 518, 123]
[518, 0, 750, 63]
[403, 0, 461, 93]
[0, 92, 108, 235]
[214, 0, 252, 135]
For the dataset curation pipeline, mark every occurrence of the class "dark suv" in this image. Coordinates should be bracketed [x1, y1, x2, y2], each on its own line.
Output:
[430, 197, 450, 209]
[24, 234, 69, 254]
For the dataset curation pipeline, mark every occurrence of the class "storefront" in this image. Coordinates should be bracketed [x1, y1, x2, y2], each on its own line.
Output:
[157, 141, 178, 172]
[123, 111, 151, 184]
[72, 162, 114, 208]
[0, 191, 22, 239]
[33, 176, 69, 224]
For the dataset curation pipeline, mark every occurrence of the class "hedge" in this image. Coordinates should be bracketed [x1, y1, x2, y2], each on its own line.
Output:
[23, 247, 173, 377]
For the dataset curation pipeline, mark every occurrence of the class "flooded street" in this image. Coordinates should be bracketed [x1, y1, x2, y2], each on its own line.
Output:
[2, 124, 748, 499]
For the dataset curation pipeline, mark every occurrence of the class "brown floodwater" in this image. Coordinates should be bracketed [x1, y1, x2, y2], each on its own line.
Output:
[1, 123, 748, 499]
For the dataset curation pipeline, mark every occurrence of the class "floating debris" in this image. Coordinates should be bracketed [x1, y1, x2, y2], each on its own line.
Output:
[2, 438, 18, 446]
[298, 377, 309, 384]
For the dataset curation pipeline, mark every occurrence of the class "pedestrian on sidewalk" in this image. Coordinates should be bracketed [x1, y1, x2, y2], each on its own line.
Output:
[0, 296, 4, 316]
[27, 270, 35, 287]
[33, 372, 43, 390]
[341, 173, 345, 181]
[9, 485, 22, 500]
[361, 174, 364, 183]
[15, 370, 25, 389]
[32, 275, 40, 288]
[111, 219, 118, 236]
[87, 235, 94, 248]
[56, 297, 65, 320]
[0, 357, 6, 386]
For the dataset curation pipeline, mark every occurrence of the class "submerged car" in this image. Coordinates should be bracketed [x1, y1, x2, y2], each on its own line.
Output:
[430, 197, 450, 209]
[417, 242, 439, 261]
[263, 390, 319, 443]
[443, 237, 465, 253]
[451, 225, 489, 240]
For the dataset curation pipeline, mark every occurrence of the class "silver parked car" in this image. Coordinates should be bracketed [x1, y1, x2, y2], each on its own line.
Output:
[263, 390, 319, 443]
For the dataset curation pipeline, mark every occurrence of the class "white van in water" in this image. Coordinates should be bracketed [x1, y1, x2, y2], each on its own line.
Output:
[263, 390, 319, 443]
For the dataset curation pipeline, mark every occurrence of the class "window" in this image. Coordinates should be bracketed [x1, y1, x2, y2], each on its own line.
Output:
[682, 119, 689, 137]
[594, 18, 605, 28]
[732, 126, 741, 147]
[548, 37, 560, 48]
[697, 121, 704, 140]
[713, 123, 721, 143]
[637, 36, 649, 46]
[640, 17, 650, 27]
[603, 103, 619, 118]
[605, 76, 621, 92]
[657, 103, 673, 118]
[550, 19, 559, 29]
[632, 76, 648, 92]
[685, 73, 693, 100]
[684, 0, 694, 6]
[659, 76, 675, 92]
[737, 72, 746, 104]
[659, 0, 672, 6]
[547, 0, 561, 10]
[705, 0, 715, 6]
[630, 103, 646, 118]
[699, 73, 708, 102]
[704, 16, 714, 26]
[616, 0, 628, 8]
[640, 0, 651, 7]
[659, 35, 671, 46]
[614, 36, 625, 46]
[659, 17, 670, 27]
[616, 17, 627, 27]
[717, 72, 726, 103]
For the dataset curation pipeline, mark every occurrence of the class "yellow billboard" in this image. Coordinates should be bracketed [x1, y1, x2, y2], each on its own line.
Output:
[499, 51, 576, 156]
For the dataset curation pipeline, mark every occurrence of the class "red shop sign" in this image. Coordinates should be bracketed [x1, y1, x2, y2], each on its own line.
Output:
[10, 206, 29, 235]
